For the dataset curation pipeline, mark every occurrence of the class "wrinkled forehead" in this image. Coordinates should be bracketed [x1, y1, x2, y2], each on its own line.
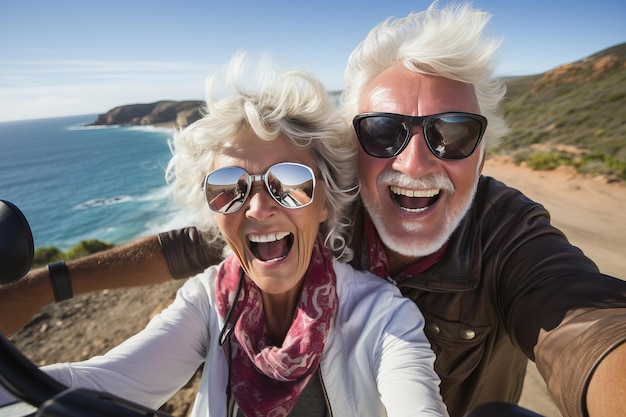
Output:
[359, 66, 479, 115]
[212, 133, 316, 173]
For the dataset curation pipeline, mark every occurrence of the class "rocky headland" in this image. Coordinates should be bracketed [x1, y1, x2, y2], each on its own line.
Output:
[89, 100, 204, 128]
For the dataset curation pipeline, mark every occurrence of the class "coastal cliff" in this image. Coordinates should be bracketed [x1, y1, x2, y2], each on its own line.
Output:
[90, 91, 342, 129]
[89, 100, 204, 128]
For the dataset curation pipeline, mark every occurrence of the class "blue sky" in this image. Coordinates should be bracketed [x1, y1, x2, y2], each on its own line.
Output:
[0, 0, 624, 122]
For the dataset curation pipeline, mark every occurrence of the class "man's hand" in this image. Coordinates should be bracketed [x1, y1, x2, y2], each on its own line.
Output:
[586, 341, 626, 416]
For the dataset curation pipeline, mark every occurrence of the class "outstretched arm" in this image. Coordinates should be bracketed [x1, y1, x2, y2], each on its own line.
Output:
[1, 227, 222, 337]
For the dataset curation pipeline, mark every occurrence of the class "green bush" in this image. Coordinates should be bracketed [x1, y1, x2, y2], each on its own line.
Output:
[65, 239, 115, 260]
[513, 150, 626, 181]
[525, 151, 572, 171]
[33, 239, 115, 268]
[33, 246, 65, 266]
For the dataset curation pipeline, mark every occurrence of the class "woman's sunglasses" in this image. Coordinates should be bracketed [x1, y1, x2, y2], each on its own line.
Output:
[202, 162, 316, 214]
[352, 112, 488, 160]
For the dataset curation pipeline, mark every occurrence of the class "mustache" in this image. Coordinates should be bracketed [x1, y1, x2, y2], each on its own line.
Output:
[377, 171, 455, 193]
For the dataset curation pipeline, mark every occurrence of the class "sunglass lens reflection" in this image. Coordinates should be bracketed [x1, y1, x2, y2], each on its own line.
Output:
[206, 168, 248, 213]
[359, 116, 408, 157]
[267, 164, 314, 208]
[426, 116, 482, 159]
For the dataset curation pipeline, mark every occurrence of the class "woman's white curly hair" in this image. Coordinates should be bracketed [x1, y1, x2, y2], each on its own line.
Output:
[166, 53, 359, 261]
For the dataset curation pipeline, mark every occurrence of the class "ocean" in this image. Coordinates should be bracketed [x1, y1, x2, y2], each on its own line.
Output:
[0, 114, 191, 251]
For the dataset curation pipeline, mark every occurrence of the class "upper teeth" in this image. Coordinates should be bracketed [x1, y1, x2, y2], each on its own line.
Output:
[390, 186, 439, 198]
[248, 231, 290, 243]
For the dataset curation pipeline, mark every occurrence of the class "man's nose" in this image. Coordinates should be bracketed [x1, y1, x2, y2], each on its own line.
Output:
[391, 129, 438, 177]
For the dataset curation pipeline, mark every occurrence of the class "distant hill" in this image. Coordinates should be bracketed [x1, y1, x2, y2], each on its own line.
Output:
[89, 100, 204, 128]
[498, 42, 626, 163]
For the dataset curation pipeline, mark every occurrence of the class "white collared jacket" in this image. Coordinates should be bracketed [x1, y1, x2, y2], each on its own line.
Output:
[43, 260, 448, 417]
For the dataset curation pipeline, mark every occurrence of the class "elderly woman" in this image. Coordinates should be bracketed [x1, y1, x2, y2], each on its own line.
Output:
[38, 55, 448, 417]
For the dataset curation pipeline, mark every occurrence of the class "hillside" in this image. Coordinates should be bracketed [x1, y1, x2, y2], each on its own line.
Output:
[496, 42, 626, 173]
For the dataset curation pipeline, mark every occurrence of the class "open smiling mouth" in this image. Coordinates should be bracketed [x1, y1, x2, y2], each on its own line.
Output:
[249, 232, 294, 261]
[390, 185, 441, 212]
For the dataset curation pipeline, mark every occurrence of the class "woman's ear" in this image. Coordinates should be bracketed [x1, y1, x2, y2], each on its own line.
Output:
[319, 204, 329, 223]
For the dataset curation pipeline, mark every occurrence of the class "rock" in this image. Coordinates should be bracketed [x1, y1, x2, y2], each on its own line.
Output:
[89, 100, 204, 128]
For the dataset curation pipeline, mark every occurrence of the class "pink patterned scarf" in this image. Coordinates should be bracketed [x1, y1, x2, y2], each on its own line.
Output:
[215, 239, 337, 417]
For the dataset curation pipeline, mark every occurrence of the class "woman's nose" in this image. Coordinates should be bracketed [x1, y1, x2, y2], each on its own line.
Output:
[245, 183, 278, 219]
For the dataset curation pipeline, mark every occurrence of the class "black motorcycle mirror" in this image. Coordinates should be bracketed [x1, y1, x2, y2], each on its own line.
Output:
[0, 200, 34, 284]
[0, 199, 68, 408]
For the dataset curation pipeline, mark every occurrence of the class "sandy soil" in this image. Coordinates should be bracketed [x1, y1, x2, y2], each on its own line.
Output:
[9, 156, 626, 417]
[483, 157, 626, 280]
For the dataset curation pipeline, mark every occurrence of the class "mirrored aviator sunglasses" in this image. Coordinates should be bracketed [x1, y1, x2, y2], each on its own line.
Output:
[202, 162, 317, 214]
[352, 112, 488, 160]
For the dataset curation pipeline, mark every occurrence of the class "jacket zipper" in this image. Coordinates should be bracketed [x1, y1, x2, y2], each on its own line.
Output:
[226, 393, 236, 417]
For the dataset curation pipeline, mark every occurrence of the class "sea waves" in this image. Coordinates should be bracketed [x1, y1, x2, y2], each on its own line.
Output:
[0, 115, 189, 251]
[75, 195, 133, 209]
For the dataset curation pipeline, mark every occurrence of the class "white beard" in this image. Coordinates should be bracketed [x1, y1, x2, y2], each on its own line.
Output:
[362, 168, 481, 258]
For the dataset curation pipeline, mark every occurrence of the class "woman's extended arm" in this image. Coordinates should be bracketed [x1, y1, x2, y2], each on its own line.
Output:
[1, 227, 222, 337]
[0, 236, 170, 336]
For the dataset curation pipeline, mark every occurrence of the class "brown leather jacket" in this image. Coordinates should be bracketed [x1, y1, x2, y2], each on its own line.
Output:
[159, 175, 626, 417]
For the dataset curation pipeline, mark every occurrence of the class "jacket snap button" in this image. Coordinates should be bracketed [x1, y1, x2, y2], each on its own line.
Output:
[459, 329, 476, 340]
[427, 322, 441, 335]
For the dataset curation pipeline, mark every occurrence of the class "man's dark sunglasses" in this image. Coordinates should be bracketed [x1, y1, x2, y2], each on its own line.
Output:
[352, 112, 488, 160]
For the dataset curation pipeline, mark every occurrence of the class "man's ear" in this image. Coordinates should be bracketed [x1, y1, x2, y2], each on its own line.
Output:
[478, 149, 486, 174]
